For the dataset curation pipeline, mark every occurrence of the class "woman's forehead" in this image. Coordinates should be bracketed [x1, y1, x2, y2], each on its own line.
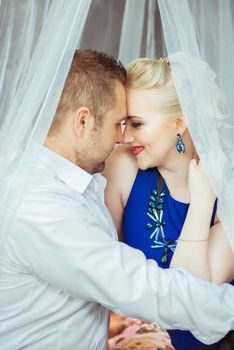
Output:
[127, 87, 166, 111]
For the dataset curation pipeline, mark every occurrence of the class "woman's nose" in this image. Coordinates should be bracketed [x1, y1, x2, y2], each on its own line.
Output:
[122, 128, 134, 144]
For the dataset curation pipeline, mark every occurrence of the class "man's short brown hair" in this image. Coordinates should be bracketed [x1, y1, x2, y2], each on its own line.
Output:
[49, 49, 127, 134]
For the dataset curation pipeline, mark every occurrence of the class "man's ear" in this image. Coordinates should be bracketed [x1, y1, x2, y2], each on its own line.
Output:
[175, 115, 187, 135]
[73, 106, 94, 138]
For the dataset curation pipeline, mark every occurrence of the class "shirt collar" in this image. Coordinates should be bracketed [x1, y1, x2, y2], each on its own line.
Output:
[30, 142, 93, 194]
[93, 173, 107, 191]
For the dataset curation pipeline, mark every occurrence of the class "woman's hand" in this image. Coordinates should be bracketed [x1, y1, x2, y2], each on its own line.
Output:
[188, 159, 216, 204]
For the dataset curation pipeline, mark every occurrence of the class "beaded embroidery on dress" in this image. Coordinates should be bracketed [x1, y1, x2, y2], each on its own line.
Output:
[146, 171, 177, 265]
[146, 189, 178, 264]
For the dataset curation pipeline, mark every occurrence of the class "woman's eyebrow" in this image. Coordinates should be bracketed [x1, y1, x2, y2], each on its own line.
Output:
[126, 115, 142, 120]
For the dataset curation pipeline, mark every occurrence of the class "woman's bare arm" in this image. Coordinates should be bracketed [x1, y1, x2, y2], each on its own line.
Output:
[170, 160, 234, 283]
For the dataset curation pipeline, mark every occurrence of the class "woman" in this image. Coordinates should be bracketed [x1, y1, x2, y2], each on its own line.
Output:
[104, 57, 234, 350]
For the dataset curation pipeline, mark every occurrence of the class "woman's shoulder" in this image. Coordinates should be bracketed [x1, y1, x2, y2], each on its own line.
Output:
[103, 144, 138, 179]
[103, 145, 139, 207]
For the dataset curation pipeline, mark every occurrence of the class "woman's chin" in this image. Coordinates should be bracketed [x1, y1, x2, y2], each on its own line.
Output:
[137, 158, 156, 171]
[137, 161, 150, 171]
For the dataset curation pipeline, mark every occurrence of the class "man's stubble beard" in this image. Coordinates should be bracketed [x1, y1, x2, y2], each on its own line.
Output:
[73, 140, 106, 174]
[74, 151, 103, 174]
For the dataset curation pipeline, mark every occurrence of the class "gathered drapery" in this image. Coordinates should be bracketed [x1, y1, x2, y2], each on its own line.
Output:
[0, 0, 92, 246]
[0, 0, 233, 251]
[159, 0, 234, 250]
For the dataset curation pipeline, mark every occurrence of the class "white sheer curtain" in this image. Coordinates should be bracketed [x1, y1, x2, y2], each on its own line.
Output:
[80, 0, 166, 64]
[0, 0, 92, 247]
[158, 0, 234, 251]
[1, 0, 233, 252]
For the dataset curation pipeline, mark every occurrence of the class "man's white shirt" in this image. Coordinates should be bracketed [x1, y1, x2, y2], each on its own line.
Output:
[0, 142, 233, 349]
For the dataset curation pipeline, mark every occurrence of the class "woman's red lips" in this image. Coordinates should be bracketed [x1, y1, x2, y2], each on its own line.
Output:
[131, 146, 144, 156]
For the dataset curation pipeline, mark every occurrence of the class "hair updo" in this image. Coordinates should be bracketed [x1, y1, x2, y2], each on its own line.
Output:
[127, 58, 182, 119]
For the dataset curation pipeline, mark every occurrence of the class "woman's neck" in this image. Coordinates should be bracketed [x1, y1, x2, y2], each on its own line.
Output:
[158, 149, 198, 204]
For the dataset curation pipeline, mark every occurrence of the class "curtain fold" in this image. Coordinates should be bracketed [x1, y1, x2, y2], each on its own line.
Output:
[0, 0, 233, 251]
[158, 0, 234, 251]
[0, 0, 92, 247]
[80, 0, 166, 64]
[118, 0, 146, 65]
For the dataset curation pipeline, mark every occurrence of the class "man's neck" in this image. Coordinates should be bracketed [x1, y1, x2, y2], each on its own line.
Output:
[44, 137, 75, 164]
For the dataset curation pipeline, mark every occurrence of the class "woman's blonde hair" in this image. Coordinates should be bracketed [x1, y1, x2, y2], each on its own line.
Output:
[127, 58, 182, 119]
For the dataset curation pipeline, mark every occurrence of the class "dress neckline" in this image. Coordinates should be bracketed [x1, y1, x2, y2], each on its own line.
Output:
[156, 168, 190, 207]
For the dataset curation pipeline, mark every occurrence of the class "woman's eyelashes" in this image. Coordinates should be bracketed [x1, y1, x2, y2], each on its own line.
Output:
[125, 118, 143, 129]
[125, 116, 145, 129]
[130, 121, 143, 128]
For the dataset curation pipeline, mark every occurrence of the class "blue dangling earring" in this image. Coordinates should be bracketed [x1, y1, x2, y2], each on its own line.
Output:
[176, 133, 186, 154]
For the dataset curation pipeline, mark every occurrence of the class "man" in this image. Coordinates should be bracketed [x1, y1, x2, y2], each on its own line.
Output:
[0, 49, 233, 349]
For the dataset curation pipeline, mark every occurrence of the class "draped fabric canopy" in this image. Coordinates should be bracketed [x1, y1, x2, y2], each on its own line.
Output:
[159, 0, 234, 251]
[0, 0, 234, 251]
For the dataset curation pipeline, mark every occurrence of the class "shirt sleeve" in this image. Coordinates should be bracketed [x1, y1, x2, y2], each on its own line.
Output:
[13, 192, 234, 345]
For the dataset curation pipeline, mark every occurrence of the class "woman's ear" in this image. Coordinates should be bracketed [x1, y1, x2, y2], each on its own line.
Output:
[175, 115, 187, 135]
[73, 106, 94, 138]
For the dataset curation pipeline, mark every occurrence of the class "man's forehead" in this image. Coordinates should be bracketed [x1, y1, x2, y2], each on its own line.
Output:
[117, 112, 127, 124]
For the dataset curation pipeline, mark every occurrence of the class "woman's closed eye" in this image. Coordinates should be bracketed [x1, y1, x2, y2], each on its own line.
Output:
[130, 121, 143, 128]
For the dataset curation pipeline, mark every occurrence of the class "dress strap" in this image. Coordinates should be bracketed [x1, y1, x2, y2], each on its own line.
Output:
[156, 169, 164, 195]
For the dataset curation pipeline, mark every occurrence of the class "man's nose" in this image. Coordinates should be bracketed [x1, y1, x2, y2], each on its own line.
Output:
[115, 125, 123, 144]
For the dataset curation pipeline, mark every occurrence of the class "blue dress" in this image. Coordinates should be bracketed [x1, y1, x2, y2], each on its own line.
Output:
[122, 168, 217, 350]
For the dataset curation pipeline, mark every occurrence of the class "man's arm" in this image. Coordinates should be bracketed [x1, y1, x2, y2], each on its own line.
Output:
[13, 195, 234, 345]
